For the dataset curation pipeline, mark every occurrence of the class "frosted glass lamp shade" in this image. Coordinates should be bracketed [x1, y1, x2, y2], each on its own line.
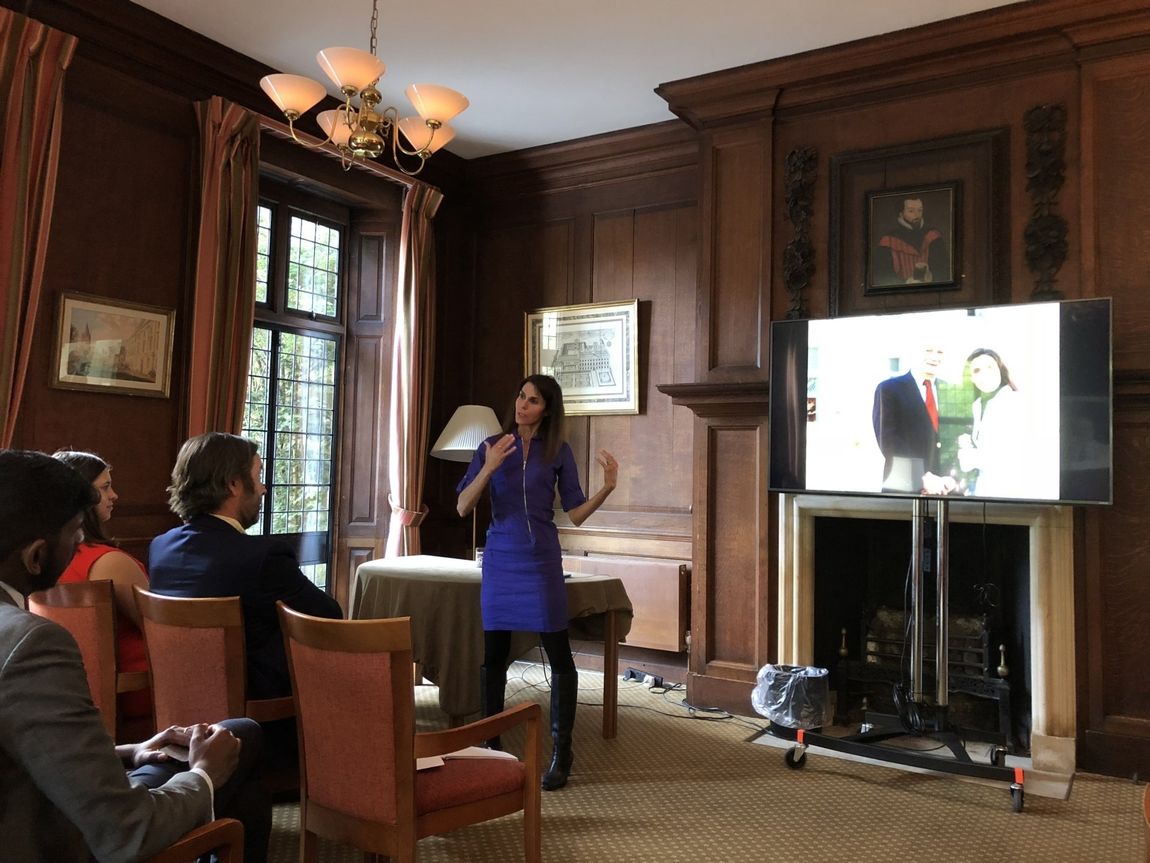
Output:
[405, 83, 469, 124]
[260, 74, 327, 116]
[317, 110, 353, 148]
[431, 405, 502, 462]
[398, 117, 456, 154]
[316, 47, 387, 92]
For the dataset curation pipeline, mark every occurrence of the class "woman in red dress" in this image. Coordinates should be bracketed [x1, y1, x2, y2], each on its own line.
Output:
[53, 450, 151, 736]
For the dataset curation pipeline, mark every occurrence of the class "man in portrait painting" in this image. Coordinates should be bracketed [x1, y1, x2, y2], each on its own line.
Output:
[871, 195, 952, 288]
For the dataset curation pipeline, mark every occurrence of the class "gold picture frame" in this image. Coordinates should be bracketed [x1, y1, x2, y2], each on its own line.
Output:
[52, 292, 176, 397]
[524, 299, 639, 416]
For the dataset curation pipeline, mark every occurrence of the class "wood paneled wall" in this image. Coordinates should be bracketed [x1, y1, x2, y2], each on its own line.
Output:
[649, 0, 1150, 777]
[10, 0, 1150, 779]
[422, 124, 700, 564]
[5, 0, 412, 607]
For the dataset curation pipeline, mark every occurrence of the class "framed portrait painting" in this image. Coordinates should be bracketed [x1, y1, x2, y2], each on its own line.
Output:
[524, 299, 639, 416]
[828, 129, 1008, 317]
[865, 183, 959, 294]
[53, 293, 176, 397]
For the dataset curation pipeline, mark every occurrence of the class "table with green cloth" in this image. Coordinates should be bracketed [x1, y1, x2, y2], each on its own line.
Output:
[351, 554, 633, 738]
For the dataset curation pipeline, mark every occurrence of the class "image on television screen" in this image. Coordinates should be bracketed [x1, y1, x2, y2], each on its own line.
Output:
[768, 298, 1112, 505]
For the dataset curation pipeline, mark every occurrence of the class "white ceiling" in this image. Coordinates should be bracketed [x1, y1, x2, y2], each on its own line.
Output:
[129, 0, 1027, 160]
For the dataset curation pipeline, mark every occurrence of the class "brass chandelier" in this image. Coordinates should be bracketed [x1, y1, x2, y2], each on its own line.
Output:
[259, 0, 468, 175]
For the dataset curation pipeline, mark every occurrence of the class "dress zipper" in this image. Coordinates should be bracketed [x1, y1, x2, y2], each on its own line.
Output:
[522, 439, 534, 544]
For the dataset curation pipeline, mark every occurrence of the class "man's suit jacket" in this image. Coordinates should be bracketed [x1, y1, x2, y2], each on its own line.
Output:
[0, 594, 210, 863]
[872, 371, 941, 491]
[148, 515, 343, 699]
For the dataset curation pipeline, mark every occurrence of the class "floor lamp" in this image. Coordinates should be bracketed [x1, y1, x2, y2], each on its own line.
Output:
[430, 404, 502, 558]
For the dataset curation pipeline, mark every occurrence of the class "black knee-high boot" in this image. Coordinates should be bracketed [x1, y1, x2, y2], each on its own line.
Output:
[541, 671, 578, 791]
[480, 665, 506, 750]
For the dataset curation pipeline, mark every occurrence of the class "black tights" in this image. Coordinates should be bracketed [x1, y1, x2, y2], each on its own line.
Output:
[484, 629, 576, 675]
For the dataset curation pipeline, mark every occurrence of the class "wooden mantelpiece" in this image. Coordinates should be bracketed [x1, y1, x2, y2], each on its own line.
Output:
[657, 382, 769, 417]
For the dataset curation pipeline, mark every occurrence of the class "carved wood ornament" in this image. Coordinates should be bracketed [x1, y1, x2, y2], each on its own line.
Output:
[783, 146, 817, 320]
[1023, 103, 1068, 301]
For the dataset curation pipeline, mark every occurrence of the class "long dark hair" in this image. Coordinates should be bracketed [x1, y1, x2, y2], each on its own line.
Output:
[966, 348, 1017, 395]
[502, 374, 566, 462]
[51, 450, 115, 545]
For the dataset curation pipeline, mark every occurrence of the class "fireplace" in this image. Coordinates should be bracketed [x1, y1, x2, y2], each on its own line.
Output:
[777, 494, 1076, 778]
[816, 517, 1029, 751]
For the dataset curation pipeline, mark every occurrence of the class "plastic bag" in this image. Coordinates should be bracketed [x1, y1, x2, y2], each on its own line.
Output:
[751, 664, 829, 730]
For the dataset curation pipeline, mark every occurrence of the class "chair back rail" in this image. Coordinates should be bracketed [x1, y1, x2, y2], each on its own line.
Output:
[134, 589, 249, 728]
[28, 580, 118, 737]
[278, 604, 541, 861]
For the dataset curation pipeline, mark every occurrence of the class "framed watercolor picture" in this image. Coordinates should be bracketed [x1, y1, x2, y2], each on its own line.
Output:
[53, 293, 175, 397]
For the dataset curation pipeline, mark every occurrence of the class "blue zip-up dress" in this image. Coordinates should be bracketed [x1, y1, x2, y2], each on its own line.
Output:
[458, 434, 587, 632]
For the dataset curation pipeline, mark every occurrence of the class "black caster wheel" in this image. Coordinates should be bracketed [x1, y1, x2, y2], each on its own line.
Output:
[784, 746, 807, 769]
[1010, 783, 1024, 812]
[990, 746, 1007, 767]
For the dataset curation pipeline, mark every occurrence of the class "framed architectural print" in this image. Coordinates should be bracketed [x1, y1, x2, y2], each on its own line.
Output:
[53, 293, 176, 397]
[524, 299, 639, 415]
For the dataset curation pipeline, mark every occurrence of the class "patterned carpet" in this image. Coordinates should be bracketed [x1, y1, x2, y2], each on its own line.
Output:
[270, 661, 1145, 862]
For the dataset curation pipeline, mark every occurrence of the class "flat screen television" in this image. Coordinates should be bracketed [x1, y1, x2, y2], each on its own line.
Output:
[768, 298, 1112, 505]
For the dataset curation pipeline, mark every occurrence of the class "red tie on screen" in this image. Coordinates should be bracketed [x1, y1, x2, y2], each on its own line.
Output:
[924, 380, 939, 432]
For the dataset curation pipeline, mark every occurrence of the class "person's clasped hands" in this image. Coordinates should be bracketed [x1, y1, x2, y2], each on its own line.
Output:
[126, 723, 241, 788]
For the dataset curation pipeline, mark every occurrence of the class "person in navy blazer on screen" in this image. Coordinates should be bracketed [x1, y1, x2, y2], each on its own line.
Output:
[872, 345, 957, 496]
[149, 432, 342, 700]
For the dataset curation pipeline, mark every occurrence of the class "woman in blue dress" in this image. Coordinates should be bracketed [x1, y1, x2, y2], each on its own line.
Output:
[457, 374, 618, 791]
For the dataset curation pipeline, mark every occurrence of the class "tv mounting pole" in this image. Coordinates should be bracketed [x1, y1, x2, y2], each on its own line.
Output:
[912, 498, 951, 706]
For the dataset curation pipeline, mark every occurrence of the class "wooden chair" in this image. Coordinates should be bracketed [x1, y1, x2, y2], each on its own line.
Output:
[144, 817, 243, 863]
[27, 580, 148, 739]
[133, 588, 295, 729]
[277, 603, 542, 862]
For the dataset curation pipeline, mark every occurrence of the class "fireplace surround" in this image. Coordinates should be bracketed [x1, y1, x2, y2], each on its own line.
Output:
[777, 494, 1076, 778]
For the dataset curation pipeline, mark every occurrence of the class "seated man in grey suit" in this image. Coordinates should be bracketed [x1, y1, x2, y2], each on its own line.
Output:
[0, 450, 269, 862]
[149, 431, 343, 700]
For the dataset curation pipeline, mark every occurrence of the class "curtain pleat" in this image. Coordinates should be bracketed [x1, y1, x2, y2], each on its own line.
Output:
[0, 10, 76, 446]
[386, 183, 444, 556]
[185, 96, 260, 437]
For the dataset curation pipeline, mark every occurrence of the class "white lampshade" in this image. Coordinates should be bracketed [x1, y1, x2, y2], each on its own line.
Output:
[316, 47, 387, 92]
[405, 83, 469, 124]
[398, 117, 456, 154]
[317, 109, 353, 148]
[430, 405, 502, 462]
[260, 74, 327, 116]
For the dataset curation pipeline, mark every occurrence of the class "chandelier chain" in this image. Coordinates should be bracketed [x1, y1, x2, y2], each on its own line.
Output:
[369, 0, 379, 58]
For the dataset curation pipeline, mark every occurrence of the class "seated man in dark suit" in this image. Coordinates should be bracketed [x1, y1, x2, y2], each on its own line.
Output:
[149, 431, 343, 699]
[0, 450, 269, 862]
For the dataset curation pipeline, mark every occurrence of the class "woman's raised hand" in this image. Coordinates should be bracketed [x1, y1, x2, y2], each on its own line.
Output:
[483, 434, 517, 472]
[597, 449, 619, 491]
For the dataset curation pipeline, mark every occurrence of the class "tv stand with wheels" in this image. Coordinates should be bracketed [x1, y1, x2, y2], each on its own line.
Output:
[782, 498, 1026, 812]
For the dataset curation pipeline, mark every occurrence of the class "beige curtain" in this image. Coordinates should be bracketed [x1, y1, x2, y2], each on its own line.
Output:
[185, 96, 260, 437]
[0, 10, 76, 446]
[386, 183, 444, 556]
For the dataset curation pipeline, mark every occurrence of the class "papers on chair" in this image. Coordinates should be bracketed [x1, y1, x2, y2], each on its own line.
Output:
[416, 746, 519, 770]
